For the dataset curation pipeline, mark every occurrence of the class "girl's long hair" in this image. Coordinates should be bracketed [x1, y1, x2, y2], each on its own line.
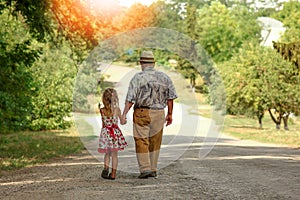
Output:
[101, 88, 119, 116]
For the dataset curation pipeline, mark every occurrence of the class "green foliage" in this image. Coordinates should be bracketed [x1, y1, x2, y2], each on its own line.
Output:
[220, 42, 300, 119]
[51, 0, 100, 48]
[0, 9, 40, 132]
[151, 0, 184, 31]
[196, 2, 260, 63]
[175, 57, 198, 83]
[30, 41, 77, 130]
[273, 41, 300, 70]
[185, 3, 197, 39]
[271, 0, 300, 42]
[207, 67, 226, 113]
[273, 40, 300, 116]
[172, 2, 199, 85]
[73, 62, 99, 113]
[230, 5, 261, 43]
[0, 0, 52, 41]
[116, 3, 157, 31]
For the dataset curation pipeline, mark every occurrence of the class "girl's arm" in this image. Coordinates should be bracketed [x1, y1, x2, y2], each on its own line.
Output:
[100, 108, 105, 128]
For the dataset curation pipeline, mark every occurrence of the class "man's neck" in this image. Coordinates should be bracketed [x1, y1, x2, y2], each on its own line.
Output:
[142, 64, 155, 71]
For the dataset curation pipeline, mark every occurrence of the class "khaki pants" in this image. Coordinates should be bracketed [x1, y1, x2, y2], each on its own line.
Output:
[133, 108, 165, 172]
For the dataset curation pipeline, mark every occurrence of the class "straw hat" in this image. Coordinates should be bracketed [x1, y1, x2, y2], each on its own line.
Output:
[139, 51, 155, 63]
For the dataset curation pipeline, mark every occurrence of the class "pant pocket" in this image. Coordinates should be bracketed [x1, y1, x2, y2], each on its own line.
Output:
[133, 109, 151, 127]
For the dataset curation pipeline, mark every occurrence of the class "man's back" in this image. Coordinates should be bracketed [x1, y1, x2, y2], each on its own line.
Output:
[127, 67, 177, 109]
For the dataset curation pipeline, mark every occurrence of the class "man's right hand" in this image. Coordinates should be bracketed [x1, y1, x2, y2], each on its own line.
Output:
[165, 114, 173, 126]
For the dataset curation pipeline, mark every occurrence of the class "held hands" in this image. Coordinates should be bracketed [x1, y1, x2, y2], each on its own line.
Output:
[165, 114, 173, 126]
[120, 114, 127, 125]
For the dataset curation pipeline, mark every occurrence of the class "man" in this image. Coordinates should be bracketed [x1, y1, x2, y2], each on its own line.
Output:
[122, 50, 178, 179]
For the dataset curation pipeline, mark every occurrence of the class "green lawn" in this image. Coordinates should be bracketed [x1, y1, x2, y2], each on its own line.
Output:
[193, 92, 300, 148]
[0, 128, 84, 172]
[222, 113, 300, 147]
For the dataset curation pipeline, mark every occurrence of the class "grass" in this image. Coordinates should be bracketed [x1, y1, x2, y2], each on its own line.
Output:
[192, 92, 300, 148]
[222, 114, 300, 147]
[0, 128, 84, 172]
[178, 89, 300, 147]
[73, 113, 99, 142]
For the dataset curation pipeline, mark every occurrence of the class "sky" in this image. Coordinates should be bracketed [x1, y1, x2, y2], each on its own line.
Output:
[118, 0, 157, 7]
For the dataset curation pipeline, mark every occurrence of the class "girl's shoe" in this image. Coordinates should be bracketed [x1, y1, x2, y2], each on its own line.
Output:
[108, 173, 116, 180]
[101, 169, 109, 179]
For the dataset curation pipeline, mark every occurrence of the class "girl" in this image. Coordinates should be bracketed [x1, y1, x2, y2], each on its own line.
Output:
[98, 88, 127, 180]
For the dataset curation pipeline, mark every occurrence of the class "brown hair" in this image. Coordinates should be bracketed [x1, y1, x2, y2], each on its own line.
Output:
[101, 88, 119, 115]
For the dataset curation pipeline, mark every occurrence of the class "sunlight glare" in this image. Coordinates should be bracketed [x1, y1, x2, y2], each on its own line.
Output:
[119, 0, 157, 7]
[87, 0, 119, 10]
[86, 0, 157, 10]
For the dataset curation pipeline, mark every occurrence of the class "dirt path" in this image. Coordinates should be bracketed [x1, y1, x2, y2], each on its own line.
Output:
[0, 134, 299, 200]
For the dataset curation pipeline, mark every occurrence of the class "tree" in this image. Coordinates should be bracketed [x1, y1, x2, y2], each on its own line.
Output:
[271, 0, 300, 43]
[196, 2, 260, 63]
[151, 0, 184, 31]
[115, 3, 157, 31]
[180, 1, 199, 90]
[1, 0, 136, 131]
[0, 9, 40, 132]
[50, 0, 159, 65]
[272, 41, 300, 128]
[30, 40, 77, 130]
[1, 1, 103, 131]
[49, 0, 117, 66]
[220, 42, 300, 129]
[51, 0, 101, 47]
[230, 5, 261, 43]
[0, 0, 52, 41]
[273, 41, 300, 71]
[220, 43, 267, 128]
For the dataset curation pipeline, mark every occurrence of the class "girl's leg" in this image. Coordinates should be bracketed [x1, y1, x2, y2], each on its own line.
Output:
[110, 151, 118, 179]
[101, 152, 111, 178]
[104, 153, 110, 170]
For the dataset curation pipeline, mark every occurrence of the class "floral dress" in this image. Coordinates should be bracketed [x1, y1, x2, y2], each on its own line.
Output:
[98, 111, 128, 153]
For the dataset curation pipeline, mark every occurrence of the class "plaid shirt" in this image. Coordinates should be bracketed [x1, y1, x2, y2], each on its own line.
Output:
[126, 67, 178, 109]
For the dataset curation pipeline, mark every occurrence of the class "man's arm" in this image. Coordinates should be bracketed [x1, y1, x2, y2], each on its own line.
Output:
[122, 101, 134, 122]
[165, 99, 174, 126]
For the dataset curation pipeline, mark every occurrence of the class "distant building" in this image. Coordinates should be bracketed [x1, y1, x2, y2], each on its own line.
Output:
[257, 17, 286, 48]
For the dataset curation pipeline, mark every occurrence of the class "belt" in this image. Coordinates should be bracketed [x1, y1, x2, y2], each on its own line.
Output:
[134, 106, 164, 110]
[135, 106, 150, 109]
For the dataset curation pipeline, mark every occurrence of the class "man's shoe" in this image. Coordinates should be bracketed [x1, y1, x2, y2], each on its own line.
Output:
[138, 171, 152, 179]
[148, 171, 157, 178]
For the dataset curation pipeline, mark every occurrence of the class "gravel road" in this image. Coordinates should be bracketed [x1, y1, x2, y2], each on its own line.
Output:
[1, 135, 299, 200]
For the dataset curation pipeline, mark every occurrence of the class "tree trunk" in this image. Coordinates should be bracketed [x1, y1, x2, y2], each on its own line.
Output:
[257, 113, 264, 129]
[190, 75, 196, 93]
[268, 109, 281, 130]
[283, 113, 289, 131]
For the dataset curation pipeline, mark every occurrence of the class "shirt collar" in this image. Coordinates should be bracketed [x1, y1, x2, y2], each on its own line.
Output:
[142, 66, 155, 72]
